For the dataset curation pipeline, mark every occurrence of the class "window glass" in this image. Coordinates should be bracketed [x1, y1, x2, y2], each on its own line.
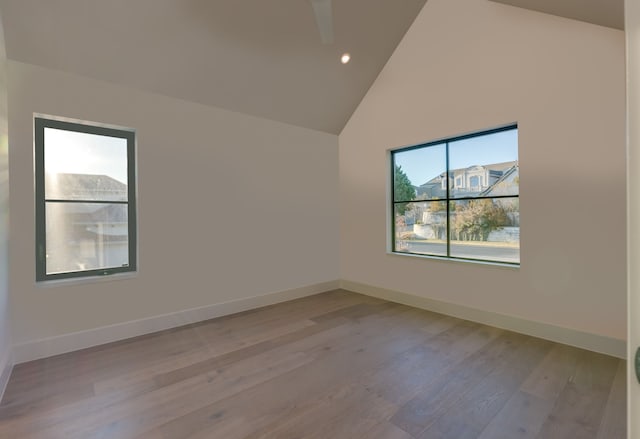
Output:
[393, 143, 446, 201]
[394, 201, 447, 256]
[448, 129, 519, 199]
[45, 203, 129, 274]
[449, 198, 519, 264]
[44, 128, 128, 201]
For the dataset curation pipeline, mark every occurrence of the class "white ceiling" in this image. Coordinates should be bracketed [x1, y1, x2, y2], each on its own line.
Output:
[490, 0, 624, 30]
[0, 0, 623, 134]
[0, 0, 427, 134]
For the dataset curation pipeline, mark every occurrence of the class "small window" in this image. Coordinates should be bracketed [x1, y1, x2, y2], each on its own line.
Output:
[391, 125, 519, 265]
[35, 117, 137, 281]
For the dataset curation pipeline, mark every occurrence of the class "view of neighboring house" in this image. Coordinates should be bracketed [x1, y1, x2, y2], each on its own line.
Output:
[416, 161, 518, 199]
[397, 161, 519, 249]
[46, 173, 128, 201]
[45, 173, 129, 274]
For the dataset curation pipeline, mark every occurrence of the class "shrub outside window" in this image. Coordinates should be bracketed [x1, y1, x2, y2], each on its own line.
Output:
[391, 125, 519, 265]
[35, 117, 137, 281]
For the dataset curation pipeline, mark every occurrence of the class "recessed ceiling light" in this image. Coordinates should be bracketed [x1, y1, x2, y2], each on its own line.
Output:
[341, 53, 351, 64]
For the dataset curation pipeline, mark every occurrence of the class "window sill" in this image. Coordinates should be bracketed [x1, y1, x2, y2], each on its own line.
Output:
[387, 251, 520, 269]
[36, 271, 138, 288]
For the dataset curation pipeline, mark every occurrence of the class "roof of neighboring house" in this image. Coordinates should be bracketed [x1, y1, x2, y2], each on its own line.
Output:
[481, 161, 518, 173]
[45, 173, 127, 201]
[419, 161, 518, 187]
[415, 161, 519, 199]
[479, 164, 519, 197]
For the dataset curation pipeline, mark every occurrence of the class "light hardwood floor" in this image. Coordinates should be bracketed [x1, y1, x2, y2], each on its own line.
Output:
[0, 290, 626, 438]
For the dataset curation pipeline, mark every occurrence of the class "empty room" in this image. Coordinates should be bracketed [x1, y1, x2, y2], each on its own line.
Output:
[0, 0, 638, 438]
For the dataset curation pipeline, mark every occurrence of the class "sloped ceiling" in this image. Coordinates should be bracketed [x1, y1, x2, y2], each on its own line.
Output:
[0, 0, 427, 134]
[489, 0, 624, 30]
[0, 1, 623, 134]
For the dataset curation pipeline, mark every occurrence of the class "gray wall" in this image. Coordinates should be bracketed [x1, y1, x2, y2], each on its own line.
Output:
[626, 0, 640, 433]
[8, 60, 339, 347]
[339, 0, 626, 340]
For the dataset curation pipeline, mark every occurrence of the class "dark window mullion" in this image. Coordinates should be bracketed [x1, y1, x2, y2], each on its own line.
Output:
[449, 194, 518, 202]
[445, 141, 451, 258]
[393, 197, 446, 204]
[390, 124, 517, 155]
[44, 198, 129, 204]
[391, 154, 396, 252]
[126, 130, 137, 271]
[35, 118, 47, 281]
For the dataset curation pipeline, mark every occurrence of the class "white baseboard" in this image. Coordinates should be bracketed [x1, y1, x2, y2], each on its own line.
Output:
[341, 280, 626, 359]
[11, 278, 625, 365]
[0, 347, 13, 403]
[12, 280, 340, 364]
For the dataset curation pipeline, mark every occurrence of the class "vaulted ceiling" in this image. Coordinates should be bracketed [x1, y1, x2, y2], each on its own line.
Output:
[0, 0, 624, 135]
[489, 0, 624, 30]
[0, 0, 427, 134]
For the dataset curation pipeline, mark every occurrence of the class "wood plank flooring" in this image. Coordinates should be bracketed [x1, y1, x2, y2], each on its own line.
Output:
[0, 290, 626, 439]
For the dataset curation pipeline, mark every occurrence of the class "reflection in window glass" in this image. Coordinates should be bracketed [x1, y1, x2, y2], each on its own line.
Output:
[391, 125, 519, 264]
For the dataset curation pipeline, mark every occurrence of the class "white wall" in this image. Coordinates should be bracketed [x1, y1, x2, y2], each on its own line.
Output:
[339, 0, 626, 341]
[0, 12, 11, 395]
[626, 0, 640, 433]
[8, 61, 339, 350]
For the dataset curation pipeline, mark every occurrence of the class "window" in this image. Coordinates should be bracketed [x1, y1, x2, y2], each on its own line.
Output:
[35, 117, 137, 281]
[391, 125, 519, 265]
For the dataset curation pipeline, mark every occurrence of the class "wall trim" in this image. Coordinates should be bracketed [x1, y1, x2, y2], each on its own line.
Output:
[12, 280, 340, 364]
[0, 348, 13, 403]
[340, 280, 626, 359]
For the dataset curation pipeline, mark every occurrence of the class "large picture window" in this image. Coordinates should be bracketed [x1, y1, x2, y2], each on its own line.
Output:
[35, 117, 137, 281]
[391, 125, 519, 265]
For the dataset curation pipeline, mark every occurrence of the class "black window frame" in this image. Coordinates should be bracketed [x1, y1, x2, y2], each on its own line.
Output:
[391, 124, 519, 266]
[35, 117, 137, 281]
